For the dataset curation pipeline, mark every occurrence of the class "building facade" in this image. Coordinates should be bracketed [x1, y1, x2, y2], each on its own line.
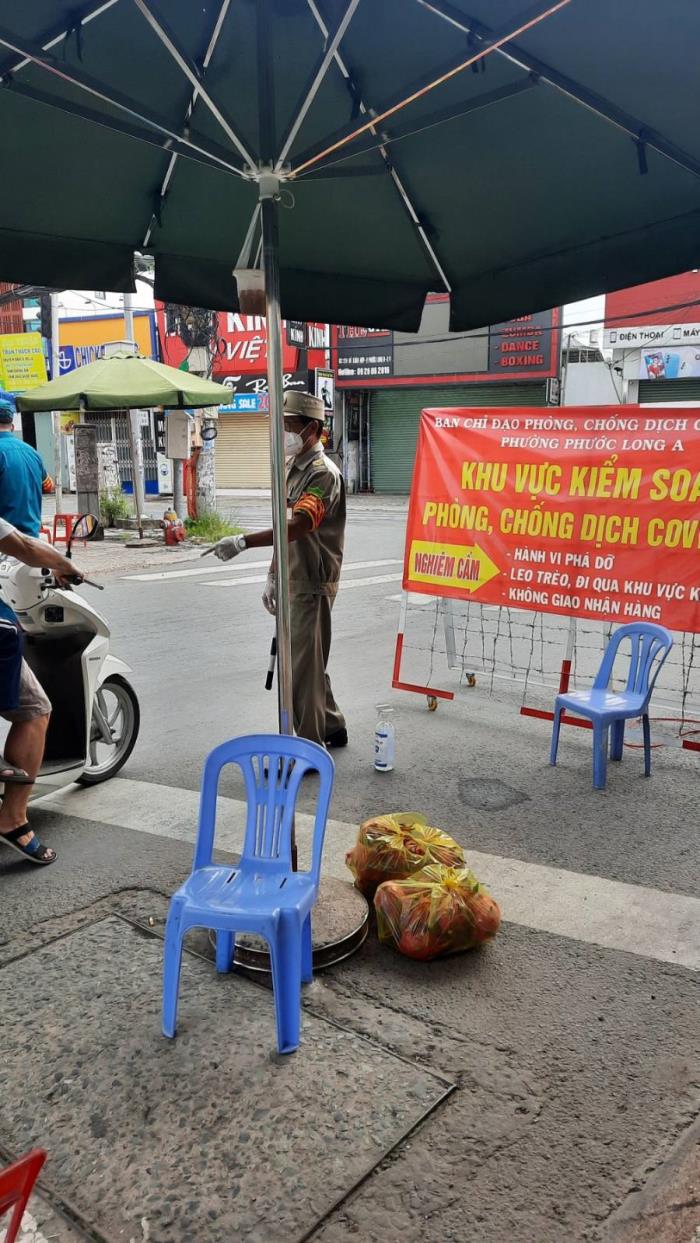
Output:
[155, 305, 330, 488]
[334, 296, 562, 493]
[604, 271, 700, 408]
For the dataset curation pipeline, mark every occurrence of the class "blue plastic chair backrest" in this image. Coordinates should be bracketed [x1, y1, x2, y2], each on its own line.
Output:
[193, 734, 335, 884]
[594, 622, 673, 701]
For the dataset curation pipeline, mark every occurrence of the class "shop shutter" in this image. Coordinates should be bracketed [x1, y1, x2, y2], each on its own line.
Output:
[215, 413, 271, 487]
[370, 381, 547, 493]
[639, 379, 700, 403]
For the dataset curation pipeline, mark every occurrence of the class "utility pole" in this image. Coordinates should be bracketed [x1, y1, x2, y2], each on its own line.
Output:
[172, 458, 186, 520]
[49, 293, 63, 513]
[123, 291, 146, 538]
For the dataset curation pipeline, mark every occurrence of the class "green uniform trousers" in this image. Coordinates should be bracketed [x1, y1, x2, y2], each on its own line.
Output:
[290, 593, 345, 746]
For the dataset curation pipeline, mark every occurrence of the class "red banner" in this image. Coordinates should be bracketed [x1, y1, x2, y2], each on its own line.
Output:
[403, 407, 700, 632]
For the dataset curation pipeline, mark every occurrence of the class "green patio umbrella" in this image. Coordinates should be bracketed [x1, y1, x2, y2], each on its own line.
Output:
[16, 351, 231, 412]
[0, 0, 698, 736]
[17, 351, 230, 539]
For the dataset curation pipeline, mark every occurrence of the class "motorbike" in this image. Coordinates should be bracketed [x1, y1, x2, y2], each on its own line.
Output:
[0, 514, 139, 797]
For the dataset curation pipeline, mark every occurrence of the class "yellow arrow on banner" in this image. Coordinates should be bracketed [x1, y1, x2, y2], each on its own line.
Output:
[408, 539, 500, 593]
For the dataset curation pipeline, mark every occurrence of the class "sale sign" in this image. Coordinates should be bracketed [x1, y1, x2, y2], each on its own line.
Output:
[403, 407, 700, 632]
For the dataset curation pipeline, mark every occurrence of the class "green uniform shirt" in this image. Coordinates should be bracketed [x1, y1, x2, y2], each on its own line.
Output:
[286, 444, 346, 597]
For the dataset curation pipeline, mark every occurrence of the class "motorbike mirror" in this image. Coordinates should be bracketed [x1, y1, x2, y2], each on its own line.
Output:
[66, 513, 100, 559]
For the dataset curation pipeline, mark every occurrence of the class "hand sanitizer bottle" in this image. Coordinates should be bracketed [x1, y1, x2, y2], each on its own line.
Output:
[374, 704, 395, 772]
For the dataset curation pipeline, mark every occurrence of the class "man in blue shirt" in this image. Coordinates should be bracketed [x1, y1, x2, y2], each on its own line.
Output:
[0, 398, 49, 536]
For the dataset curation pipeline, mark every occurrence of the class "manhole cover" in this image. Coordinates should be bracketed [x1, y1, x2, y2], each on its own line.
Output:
[458, 777, 529, 811]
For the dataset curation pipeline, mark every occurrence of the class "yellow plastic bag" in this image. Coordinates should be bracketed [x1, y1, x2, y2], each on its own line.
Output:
[345, 812, 464, 898]
[374, 864, 501, 961]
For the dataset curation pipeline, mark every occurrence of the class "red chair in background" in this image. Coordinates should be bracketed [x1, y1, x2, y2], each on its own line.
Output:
[52, 513, 79, 546]
[0, 1149, 47, 1243]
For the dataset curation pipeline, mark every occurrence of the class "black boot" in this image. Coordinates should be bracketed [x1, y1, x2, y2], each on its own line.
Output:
[325, 727, 348, 749]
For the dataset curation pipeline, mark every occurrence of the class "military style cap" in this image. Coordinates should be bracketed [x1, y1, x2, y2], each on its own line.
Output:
[284, 390, 325, 422]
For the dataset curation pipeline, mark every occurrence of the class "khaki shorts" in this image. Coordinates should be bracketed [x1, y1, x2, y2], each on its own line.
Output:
[1, 660, 51, 722]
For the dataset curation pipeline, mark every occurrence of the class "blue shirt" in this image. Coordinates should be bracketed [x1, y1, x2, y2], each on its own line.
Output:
[0, 433, 45, 536]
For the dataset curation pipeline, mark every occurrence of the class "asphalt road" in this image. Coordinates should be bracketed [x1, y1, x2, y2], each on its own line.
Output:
[100, 501, 699, 894]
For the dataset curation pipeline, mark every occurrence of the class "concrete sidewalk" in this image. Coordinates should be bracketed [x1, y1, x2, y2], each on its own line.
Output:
[1, 794, 697, 1243]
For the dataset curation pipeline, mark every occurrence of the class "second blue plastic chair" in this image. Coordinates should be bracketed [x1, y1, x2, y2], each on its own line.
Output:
[550, 622, 673, 789]
[162, 734, 334, 1054]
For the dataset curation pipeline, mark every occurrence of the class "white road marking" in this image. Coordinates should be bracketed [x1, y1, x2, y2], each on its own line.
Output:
[122, 559, 274, 582]
[39, 778, 700, 971]
[123, 558, 402, 583]
[338, 574, 402, 590]
[202, 573, 403, 590]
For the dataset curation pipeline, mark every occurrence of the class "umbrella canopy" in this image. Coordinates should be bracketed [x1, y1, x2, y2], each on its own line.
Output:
[15, 351, 230, 411]
[0, 1, 698, 330]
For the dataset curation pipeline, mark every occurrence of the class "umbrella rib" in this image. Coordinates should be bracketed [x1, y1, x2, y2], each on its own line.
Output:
[0, 0, 119, 79]
[290, 0, 571, 178]
[236, 203, 262, 269]
[418, 0, 700, 183]
[143, 0, 234, 246]
[276, 0, 363, 170]
[0, 24, 249, 181]
[130, 0, 257, 173]
[303, 0, 451, 292]
[298, 79, 538, 175]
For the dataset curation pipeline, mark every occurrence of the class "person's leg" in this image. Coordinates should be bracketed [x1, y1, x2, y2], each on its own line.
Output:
[321, 594, 346, 741]
[0, 660, 55, 862]
[290, 594, 326, 746]
[0, 714, 49, 832]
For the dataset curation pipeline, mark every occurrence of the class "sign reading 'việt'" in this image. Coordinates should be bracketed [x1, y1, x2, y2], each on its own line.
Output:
[403, 407, 700, 632]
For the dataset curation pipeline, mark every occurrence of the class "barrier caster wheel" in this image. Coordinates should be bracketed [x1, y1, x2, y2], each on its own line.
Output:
[465, 671, 477, 688]
[427, 695, 438, 712]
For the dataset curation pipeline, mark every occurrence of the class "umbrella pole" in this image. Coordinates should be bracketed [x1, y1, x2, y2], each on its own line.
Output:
[261, 191, 294, 741]
[123, 292, 146, 539]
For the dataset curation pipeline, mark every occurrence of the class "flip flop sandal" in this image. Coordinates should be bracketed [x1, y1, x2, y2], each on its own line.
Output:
[0, 825, 57, 865]
[0, 760, 33, 784]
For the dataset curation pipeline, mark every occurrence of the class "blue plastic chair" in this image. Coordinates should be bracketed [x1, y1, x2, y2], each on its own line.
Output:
[162, 734, 334, 1054]
[549, 622, 673, 790]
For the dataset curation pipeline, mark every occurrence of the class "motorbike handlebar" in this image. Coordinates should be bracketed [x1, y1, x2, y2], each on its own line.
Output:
[40, 572, 104, 591]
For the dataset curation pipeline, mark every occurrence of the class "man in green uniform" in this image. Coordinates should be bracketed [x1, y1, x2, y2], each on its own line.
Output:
[211, 391, 347, 749]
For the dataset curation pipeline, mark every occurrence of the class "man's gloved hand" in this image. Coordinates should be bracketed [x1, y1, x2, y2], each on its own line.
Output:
[262, 573, 276, 615]
[211, 534, 247, 561]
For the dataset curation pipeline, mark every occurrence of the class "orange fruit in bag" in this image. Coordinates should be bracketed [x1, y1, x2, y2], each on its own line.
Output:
[345, 812, 464, 897]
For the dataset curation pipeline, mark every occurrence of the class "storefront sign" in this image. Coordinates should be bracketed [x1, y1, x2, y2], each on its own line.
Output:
[488, 311, 556, 374]
[57, 343, 107, 373]
[154, 411, 166, 454]
[605, 323, 700, 348]
[639, 347, 700, 381]
[220, 393, 269, 413]
[286, 320, 305, 348]
[57, 313, 155, 376]
[315, 368, 335, 414]
[0, 332, 47, 390]
[334, 306, 561, 387]
[335, 327, 394, 380]
[403, 406, 700, 632]
[156, 304, 328, 378]
[219, 370, 309, 412]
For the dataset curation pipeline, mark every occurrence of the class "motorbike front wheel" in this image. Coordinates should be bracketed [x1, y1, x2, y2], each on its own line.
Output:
[77, 674, 140, 786]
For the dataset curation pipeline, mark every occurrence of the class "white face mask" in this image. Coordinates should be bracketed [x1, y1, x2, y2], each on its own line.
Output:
[284, 430, 304, 457]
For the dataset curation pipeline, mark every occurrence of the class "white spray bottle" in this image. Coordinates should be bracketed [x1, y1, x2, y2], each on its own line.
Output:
[374, 704, 396, 772]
